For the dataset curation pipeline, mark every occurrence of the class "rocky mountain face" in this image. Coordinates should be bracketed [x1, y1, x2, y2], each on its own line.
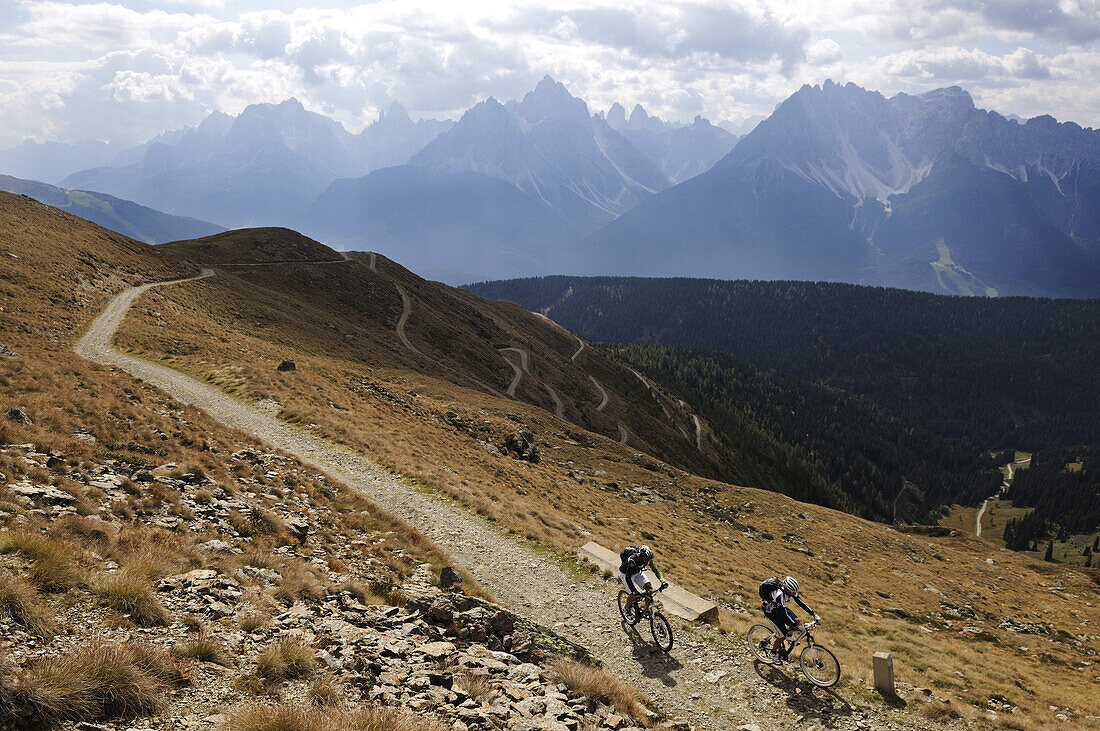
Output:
[410, 76, 669, 233]
[584, 81, 1100, 297]
[605, 103, 738, 183]
[60, 99, 452, 229]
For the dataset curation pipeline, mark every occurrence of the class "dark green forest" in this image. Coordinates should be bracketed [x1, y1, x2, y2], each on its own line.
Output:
[468, 277, 1099, 540]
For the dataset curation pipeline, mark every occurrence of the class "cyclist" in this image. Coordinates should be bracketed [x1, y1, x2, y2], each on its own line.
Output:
[619, 544, 668, 621]
[760, 576, 820, 662]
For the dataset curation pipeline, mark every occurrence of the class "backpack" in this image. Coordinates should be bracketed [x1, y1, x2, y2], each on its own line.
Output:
[759, 577, 782, 603]
[619, 546, 639, 573]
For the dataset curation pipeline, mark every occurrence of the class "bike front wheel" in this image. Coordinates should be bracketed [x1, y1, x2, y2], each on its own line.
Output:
[651, 611, 673, 652]
[747, 624, 779, 664]
[799, 644, 840, 687]
[617, 591, 637, 624]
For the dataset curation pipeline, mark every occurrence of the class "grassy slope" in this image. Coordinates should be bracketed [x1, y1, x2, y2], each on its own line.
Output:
[161, 227, 346, 265]
[0, 175, 223, 244]
[0, 192, 502, 725]
[112, 227, 1100, 727]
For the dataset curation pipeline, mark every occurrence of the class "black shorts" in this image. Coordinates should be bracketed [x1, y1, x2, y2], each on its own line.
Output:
[765, 605, 799, 634]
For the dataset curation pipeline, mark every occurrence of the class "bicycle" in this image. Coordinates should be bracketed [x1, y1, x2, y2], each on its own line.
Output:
[747, 619, 840, 687]
[618, 586, 673, 652]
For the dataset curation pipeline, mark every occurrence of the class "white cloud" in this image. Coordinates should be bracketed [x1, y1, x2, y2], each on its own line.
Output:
[0, 0, 1098, 148]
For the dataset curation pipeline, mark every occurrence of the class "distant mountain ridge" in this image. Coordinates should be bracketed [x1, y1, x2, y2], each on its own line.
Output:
[0, 174, 223, 244]
[410, 76, 669, 233]
[584, 80, 1100, 298]
[61, 99, 453, 228]
[604, 102, 739, 183]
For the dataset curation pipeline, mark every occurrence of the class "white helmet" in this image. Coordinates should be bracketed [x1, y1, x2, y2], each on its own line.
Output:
[782, 576, 800, 595]
[639, 545, 654, 561]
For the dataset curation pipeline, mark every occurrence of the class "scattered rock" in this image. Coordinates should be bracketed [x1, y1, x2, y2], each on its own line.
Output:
[9, 481, 76, 505]
[5, 407, 31, 424]
[439, 566, 462, 589]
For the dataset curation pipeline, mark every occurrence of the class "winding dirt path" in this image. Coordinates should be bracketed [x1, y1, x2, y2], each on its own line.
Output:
[72, 273, 911, 731]
[589, 375, 609, 412]
[542, 382, 564, 418]
[498, 347, 526, 397]
[393, 282, 422, 356]
[618, 423, 630, 445]
[571, 336, 586, 362]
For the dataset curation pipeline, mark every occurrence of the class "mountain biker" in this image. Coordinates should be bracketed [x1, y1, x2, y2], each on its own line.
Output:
[760, 576, 820, 662]
[619, 544, 668, 621]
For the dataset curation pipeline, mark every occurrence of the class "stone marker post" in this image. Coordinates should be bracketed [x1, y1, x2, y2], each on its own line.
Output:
[873, 651, 895, 696]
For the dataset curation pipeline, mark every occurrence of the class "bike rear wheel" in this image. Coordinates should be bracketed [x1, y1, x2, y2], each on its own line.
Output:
[651, 611, 673, 652]
[617, 591, 637, 624]
[747, 624, 779, 664]
[799, 644, 840, 687]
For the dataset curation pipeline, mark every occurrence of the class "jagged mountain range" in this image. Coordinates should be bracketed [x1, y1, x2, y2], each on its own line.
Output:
[604, 102, 739, 183]
[583, 81, 1100, 297]
[8, 79, 1100, 295]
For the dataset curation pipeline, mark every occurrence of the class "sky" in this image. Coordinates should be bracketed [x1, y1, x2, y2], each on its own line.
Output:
[2, 0, 1100, 148]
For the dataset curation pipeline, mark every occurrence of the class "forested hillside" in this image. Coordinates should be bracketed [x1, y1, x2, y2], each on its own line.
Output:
[468, 277, 1099, 534]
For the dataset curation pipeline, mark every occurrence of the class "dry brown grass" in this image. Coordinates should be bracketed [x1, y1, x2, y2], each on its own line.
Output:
[256, 638, 315, 681]
[174, 635, 230, 666]
[0, 640, 185, 728]
[0, 531, 85, 593]
[0, 571, 57, 639]
[306, 674, 344, 707]
[273, 561, 326, 605]
[238, 611, 270, 633]
[93, 570, 169, 626]
[454, 668, 496, 704]
[552, 659, 649, 724]
[225, 704, 446, 731]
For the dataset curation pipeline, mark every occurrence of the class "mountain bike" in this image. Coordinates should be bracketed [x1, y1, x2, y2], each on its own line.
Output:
[747, 619, 840, 687]
[618, 587, 673, 652]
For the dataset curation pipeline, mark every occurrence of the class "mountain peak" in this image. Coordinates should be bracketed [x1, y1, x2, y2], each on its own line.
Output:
[915, 85, 975, 110]
[517, 77, 589, 123]
[607, 102, 627, 130]
[629, 104, 650, 125]
[379, 101, 412, 127]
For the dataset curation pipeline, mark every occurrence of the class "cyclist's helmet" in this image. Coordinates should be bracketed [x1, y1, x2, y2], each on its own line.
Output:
[639, 545, 654, 562]
[782, 576, 800, 596]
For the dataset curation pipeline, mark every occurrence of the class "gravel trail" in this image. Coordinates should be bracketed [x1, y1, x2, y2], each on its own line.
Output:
[74, 273, 896, 731]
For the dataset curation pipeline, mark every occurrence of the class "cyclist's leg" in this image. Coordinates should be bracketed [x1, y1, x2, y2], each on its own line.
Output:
[619, 572, 635, 609]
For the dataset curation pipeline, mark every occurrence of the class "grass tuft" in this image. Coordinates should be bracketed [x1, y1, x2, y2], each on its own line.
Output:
[0, 571, 57, 639]
[174, 635, 230, 666]
[552, 658, 648, 724]
[0, 531, 83, 592]
[256, 638, 315, 681]
[93, 571, 169, 626]
[0, 641, 185, 727]
[225, 704, 445, 731]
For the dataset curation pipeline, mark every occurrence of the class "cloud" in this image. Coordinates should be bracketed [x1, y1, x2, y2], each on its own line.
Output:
[0, 0, 1098, 148]
[880, 46, 1052, 83]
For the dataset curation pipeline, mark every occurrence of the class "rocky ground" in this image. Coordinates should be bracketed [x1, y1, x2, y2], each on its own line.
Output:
[1, 443, 677, 730]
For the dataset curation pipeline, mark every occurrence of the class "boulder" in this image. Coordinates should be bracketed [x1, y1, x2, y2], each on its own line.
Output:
[505, 427, 541, 463]
[276, 360, 296, 371]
